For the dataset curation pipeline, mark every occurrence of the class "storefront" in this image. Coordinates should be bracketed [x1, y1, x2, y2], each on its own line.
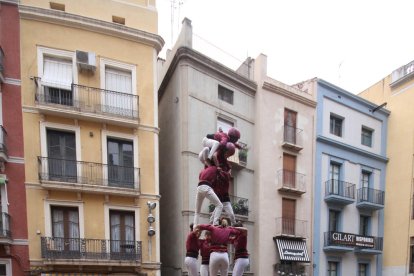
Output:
[274, 238, 310, 276]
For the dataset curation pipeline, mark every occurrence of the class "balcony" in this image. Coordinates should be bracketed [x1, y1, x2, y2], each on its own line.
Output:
[0, 47, 4, 82]
[33, 78, 139, 127]
[41, 237, 142, 265]
[356, 187, 385, 211]
[354, 236, 383, 255]
[275, 218, 307, 238]
[281, 125, 303, 152]
[324, 180, 355, 206]
[228, 142, 247, 169]
[277, 169, 306, 195]
[209, 195, 249, 217]
[38, 156, 140, 196]
[323, 231, 354, 253]
[0, 126, 7, 162]
[0, 212, 11, 243]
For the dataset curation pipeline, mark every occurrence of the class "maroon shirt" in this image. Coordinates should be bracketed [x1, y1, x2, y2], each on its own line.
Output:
[198, 225, 240, 252]
[234, 233, 249, 260]
[198, 166, 218, 188]
[186, 232, 200, 258]
[213, 131, 230, 148]
[199, 239, 211, 264]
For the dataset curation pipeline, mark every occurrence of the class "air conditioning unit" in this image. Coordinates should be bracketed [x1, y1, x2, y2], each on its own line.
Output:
[76, 50, 96, 71]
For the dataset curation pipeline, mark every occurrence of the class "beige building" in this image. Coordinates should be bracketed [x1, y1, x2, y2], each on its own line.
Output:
[359, 60, 414, 276]
[19, 0, 164, 275]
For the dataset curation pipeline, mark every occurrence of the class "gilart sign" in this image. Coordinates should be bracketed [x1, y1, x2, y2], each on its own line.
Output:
[330, 232, 374, 248]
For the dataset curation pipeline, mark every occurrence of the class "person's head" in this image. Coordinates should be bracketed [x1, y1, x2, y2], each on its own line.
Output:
[220, 217, 230, 227]
[189, 223, 194, 232]
[204, 231, 211, 240]
[228, 127, 240, 143]
[225, 142, 236, 158]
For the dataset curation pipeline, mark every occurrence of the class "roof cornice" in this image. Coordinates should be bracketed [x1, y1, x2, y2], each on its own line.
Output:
[262, 81, 317, 108]
[159, 47, 257, 100]
[19, 5, 164, 53]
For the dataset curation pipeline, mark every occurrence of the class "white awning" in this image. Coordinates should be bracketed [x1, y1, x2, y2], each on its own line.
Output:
[275, 238, 310, 263]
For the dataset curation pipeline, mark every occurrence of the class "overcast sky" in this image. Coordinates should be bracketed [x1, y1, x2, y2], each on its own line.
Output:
[157, 0, 414, 94]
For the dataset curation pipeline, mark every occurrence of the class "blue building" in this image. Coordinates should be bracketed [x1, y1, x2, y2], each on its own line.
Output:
[296, 79, 389, 276]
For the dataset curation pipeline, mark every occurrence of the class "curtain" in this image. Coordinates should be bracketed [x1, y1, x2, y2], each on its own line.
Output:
[125, 214, 135, 253]
[43, 57, 72, 89]
[68, 210, 79, 250]
[52, 209, 64, 250]
[110, 213, 121, 252]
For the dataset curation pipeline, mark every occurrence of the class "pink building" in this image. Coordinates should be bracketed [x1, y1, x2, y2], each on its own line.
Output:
[0, 1, 30, 275]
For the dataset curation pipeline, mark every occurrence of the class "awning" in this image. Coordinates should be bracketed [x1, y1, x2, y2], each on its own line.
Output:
[275, 238, 310, 262]
[41, 274, 105, 276]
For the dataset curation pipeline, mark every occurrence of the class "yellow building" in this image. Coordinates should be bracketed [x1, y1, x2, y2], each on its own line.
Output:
[19, 0, 163, 275]
[359, 60, 414, 275]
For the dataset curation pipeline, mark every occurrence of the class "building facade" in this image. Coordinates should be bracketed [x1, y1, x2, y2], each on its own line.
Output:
[251, 55, 316, 276]
[298, 79, 389, 276]
[359, 60, 414, 275]
[0, 1, 30, 275]
[19, 0, 163, 275]
[158, 18, 256, 275]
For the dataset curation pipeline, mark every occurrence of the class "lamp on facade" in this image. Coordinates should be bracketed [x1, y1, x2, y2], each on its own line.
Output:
[147, 201, 156, 261]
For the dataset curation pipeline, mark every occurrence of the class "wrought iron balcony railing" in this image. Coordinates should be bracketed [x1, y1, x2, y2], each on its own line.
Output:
[34, 77, 139, 120]
[41, 237, 142, 261]
[229, 195, 249, 216]
[38, 156, 140, 190]
[227, 142, 247, 167]
[277, 169, 306, 194]
[325, 179, 355, 199]
[282, 125, 303, 151]
[357, 187, 385, 205]
[275, 217, 307, 238]
[355, 236, 383, 252]
[0, 212, 11, 239]
[0, 126, 7, 158]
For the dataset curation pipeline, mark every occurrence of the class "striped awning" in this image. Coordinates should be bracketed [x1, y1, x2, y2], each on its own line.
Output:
[275, 238, 310, 262]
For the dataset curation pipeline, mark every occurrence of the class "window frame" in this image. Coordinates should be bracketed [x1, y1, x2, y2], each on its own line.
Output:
[410, 237, 414, 273]
[329, 114, 343, 137]
[0, 259, 12, 276]
[359, 215, 370, 236]
[361, 126, 373, 147]
[44, 200, 85, 238]
[100, 58, 137, 96]
[327, 261, 339, 276]
[218, 84, 234, 105]
[104, 204, 141, 243]
[216, 116, 234, 133]
[328, 209, 341, 232]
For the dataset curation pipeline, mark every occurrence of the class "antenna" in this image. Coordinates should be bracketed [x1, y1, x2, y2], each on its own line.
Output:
[170, 0, 174, 44]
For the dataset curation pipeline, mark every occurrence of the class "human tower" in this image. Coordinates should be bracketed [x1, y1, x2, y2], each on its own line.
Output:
[185, 127, 249, 276]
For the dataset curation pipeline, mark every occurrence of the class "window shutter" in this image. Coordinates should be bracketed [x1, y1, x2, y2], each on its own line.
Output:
[105, 67, 132, 94]
[43, 57, 72, 89]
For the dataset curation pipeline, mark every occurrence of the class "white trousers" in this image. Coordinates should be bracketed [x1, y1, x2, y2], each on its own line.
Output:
[209, 252, 229, 276]
[202, 137, 220, 159]
[210, 201, 235, 225]
[200, 264, 209, 276]
[232, 258, 249, 276]
[184, 256, 198, 276]
[194, 184, 223, 226]
[199, 146, 210, 164]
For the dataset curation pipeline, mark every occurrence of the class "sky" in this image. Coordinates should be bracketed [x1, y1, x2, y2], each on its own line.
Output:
[156, 0, 414, 94]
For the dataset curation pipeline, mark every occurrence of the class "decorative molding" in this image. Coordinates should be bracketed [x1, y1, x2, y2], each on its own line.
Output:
[19, 5, 164, 53]
[0, 0, 18, 5]
[262, 81, 317, 108]
[7, 156, 24, 164]
[11, 239, 29, 245]
[113, 0, 157, 10]
[139, 193, 161, 200]
[3, 78, 21, 86]
[22, 106, 39, 114]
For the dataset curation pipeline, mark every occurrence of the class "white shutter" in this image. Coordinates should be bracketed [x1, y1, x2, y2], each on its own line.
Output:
[105, 67, 132, 94]
[42, 57, 72, 89]
[217, 118, 233, 133]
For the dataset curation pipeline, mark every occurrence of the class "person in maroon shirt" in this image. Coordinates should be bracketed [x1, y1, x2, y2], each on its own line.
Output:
[199, 230, 211, 276]
[185, 223, 201, 276]
[196, 218, 242, 276]
[231, 221, 249, 276]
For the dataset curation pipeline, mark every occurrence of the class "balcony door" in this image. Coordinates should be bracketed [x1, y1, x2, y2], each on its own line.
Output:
[47, 130, 77, 182]
[51, 206, 80, 254]
[104, 67, 134, 117]
[110, 210, 135, 259]
[329, 163, 341, 194]
[361, 171, 370, 201]
[284, 109, 297, 144]
[282, 198, 296, 235]
[107, 138, 134, 188]
[283, 153, 296, 188]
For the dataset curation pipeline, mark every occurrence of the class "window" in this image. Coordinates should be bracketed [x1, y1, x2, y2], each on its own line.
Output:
[110, 210, 135, 257]
[218, 85, 233, 104]
[361, 127, 373, 147]
[217, 117, 234, 133]
[51, 206, 80, 251]
[282, 198, 296, 235]
[42, 56, 73, 106]
[410, 237, 414, 273]
[361, 171, 370, 201]
[329, 163, 341, 195]
[47, 129, 77, 182]
[358, 263, 368, 276]
[330, 114, 343, 137]
[359, 215, 370, 236]
[284, 109, 297, 144]
[328, 261, 339, 276]
[0, 260, 11, 276]
[107, 138, 134, 188]
[0, 264, 5, 276]
[329, 210, 340, 232]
